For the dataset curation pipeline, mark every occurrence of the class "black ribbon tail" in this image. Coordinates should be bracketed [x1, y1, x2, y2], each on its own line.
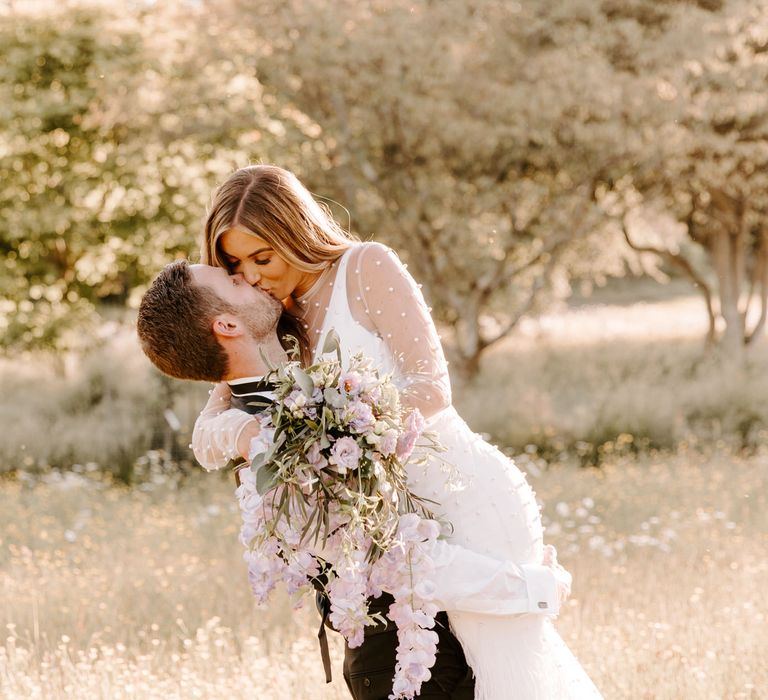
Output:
[318, 600, 333, 683]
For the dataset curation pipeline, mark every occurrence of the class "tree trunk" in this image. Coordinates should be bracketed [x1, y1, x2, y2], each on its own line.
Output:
[746, 228, 768, 345]
[711, 230, 744, 360]
[452, 351, 483, 382]
[451, 295, 484, 381]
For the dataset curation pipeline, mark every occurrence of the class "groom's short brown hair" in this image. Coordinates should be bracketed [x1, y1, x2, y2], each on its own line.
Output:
[137, 260, 232, 381]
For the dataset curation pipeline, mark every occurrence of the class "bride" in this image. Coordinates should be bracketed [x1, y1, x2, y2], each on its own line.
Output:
[192, 165, 603, 700]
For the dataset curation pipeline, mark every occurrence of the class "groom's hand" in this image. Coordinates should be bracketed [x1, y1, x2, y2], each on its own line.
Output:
[237, 420, 262, 460]
[543, 544, 572, 607]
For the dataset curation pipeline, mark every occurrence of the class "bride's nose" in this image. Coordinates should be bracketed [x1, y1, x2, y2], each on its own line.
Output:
[241, 264, 261, 287]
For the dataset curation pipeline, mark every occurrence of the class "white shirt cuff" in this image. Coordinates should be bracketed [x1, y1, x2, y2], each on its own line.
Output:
[521, 563, 560, 616]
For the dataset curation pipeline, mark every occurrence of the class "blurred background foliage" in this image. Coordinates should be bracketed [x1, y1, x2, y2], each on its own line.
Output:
[3, 0, 768, 479]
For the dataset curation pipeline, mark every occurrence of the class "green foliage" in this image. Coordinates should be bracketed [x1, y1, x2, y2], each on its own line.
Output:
[454, 337, 768, 465]
[2, 0, 766, 373]
[0, 4, 307, 352]
[0, 8, 147, 348]
[5, 330, 768, 477]
[225, 0, 640, 373]
[0, 343, 208, 482]
[597, 1, 768, 351]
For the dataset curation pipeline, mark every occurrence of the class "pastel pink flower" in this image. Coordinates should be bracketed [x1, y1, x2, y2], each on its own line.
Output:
[396, 430, 418, 462]
[405, 409, 426, 434]
[329, 436, 362, 475]
[338, 371, 363, 395]
[395, 411, 425, 463]
[379, 429, 398, 456]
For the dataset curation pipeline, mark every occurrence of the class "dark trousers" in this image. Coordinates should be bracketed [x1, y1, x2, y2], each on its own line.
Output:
[340, 594, 475, 700]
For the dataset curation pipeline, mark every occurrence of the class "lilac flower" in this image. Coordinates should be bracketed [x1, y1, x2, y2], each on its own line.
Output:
[243, 542, 283, 604]
[387, 601, 418, 628]
[349, 400, 376, 433]
[284, 550, 320, 595]
[306, 441, 328, 470]
[248, 426, 275, 460]
[235, 347, 443, 699]
[396, 512, 422, 540]
[329, 437, 362, 475]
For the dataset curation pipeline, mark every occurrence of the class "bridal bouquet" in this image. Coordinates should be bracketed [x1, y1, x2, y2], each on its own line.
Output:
[236, 331, 443, 699]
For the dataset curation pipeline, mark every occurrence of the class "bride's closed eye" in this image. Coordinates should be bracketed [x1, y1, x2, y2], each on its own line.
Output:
[224, 256, 270, 269]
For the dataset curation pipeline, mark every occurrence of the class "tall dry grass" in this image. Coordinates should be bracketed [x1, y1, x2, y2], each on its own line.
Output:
[1, 449, 766, 699]
[2, 294, 766, 698]
[452, 294, 768, 462]
[5, 312, 768, 478]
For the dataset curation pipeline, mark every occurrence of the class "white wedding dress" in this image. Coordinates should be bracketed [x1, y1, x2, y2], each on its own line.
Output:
[193, 242, 603, 699]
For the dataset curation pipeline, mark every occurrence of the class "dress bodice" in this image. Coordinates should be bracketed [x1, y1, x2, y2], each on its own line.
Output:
[312, 244, 396, 377]
[295, 241, 452, 421]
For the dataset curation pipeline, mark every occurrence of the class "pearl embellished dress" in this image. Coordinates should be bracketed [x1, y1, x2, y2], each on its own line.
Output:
[193, 242, 603, 699]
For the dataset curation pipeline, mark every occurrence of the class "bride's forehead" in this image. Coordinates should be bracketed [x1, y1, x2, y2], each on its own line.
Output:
[220, 227, 269, 252]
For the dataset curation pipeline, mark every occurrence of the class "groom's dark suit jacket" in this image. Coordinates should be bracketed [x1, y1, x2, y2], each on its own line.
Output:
[229, 380, 475, 699]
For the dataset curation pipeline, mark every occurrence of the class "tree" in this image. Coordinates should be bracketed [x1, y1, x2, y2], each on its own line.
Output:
[217, 0, 643, 377]
[0, 2, 309, 353]
[0, 6, 145, 348]
[598, 0, 768, 356]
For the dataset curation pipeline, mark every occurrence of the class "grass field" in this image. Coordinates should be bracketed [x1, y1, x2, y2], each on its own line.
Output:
[1, 448, 765, 699]
[2, 294, 766, 699]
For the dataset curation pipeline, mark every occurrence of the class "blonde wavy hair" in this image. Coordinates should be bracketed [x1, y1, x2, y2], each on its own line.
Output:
[201, 165, 356, 273]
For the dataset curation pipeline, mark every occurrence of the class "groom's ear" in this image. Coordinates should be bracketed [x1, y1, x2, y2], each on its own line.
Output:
[211, 313, 244, 340]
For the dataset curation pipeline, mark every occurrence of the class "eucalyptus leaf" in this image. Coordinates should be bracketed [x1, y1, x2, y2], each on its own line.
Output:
[321, 328, 341, 356]
[255, 464, 278, 495]
[292, 366, 315, 397]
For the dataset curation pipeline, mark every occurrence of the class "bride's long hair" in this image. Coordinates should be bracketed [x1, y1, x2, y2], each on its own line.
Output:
[201, 165, 357, 361]
[201, 164, 356, 272]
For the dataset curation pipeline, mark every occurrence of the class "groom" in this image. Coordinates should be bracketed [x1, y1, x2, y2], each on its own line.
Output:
[138, 261, 568, 700]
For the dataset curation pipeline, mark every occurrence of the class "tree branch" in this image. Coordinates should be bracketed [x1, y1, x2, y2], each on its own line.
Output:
[478, 243, 565, 352]
[621, 217, 717, 344]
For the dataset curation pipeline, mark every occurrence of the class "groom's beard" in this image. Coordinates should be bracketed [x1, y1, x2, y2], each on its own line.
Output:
[239, 294, 283, 342]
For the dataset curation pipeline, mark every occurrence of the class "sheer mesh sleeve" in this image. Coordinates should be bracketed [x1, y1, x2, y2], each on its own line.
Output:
[191, 382, 258, 470]
[347, 243, 452, 420]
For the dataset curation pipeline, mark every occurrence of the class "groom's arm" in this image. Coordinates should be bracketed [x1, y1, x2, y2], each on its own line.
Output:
[425, 539, 569, 617]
